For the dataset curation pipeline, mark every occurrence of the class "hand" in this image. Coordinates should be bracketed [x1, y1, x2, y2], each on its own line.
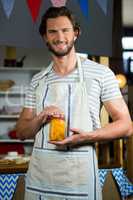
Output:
[38, 105, 64, 124]
[49, 128, 88, 147]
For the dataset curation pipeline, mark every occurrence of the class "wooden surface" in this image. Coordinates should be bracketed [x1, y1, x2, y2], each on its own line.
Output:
[12, 175, 25, 200]
[127, 135, 133, 183]
[0, 162, 28, 174]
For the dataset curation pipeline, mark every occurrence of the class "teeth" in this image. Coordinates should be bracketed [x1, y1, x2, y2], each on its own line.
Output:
[57, 43, 64, 45]
[56, 44, 66, 48]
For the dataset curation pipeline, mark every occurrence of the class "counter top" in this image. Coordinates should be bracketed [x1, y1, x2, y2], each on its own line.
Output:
[0, 162, 29, 174]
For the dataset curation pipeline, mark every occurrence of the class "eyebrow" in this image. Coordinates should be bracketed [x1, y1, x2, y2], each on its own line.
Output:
[47, 29, 57, 33]
[47, 28, 73, 32]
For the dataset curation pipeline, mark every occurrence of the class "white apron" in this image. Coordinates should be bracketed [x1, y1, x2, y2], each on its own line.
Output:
[25, 55, 102, 200]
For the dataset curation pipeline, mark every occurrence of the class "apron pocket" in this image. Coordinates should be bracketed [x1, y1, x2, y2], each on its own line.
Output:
[27, 149, 92, 193]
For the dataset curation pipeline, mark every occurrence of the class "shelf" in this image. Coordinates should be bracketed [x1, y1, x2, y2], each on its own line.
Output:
[0, 67, 42, 71]
[0, 114, 19, 119]
[0, 66, 36, 148]
[0, 91, 25, 96]
[0, 139, 34, 143]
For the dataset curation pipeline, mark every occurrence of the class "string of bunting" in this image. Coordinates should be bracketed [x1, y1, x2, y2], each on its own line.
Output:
[0, 0, 15, 19]
[96, 0, 108, 15]
[26, 0, 42, 22]
[50, 0, 67, 7]
[0, 0, 108, 22]
[78, 0, 89, 20]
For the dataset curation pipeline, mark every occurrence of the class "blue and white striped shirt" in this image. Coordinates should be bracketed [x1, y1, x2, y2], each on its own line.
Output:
[24, 58, 122, 130]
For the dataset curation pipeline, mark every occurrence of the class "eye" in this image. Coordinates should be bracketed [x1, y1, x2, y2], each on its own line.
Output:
[48, 30, 57, 34]
[62, 28, 71, 33]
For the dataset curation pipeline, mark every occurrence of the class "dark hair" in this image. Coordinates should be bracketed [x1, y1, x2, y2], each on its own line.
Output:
[39, 6, 80, 37]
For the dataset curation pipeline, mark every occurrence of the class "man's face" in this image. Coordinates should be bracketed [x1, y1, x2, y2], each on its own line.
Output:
[44, 16, 77, 57]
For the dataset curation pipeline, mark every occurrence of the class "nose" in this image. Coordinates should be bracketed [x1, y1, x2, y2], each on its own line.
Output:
[56, 30, 65, 41]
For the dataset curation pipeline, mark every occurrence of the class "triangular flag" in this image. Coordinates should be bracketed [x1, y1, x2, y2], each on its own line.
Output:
[26, 0, 42, 22]
[78, 0, 89, 20]
[98, 169, 108, 188]
[1, 0, 15, 19]
[96, 0, 108, 15]
[50, 0, 67, 7]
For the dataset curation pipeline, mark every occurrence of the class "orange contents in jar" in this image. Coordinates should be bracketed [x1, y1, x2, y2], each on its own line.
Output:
[49, 118, 66, 141]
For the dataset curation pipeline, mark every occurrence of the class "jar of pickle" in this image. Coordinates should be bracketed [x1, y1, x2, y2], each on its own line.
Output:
[49, 117, 66, 141]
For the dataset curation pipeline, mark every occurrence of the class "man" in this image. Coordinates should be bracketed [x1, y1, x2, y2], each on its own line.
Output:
[16, 6, 133, 200]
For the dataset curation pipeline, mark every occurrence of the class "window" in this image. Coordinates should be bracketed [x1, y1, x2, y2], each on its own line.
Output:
[122, 37, 133, 74]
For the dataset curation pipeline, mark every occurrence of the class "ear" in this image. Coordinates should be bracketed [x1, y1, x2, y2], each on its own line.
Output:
[74, 29, 81, 39]
[74, 36, 77, 41]
[43, 34, 47, 42]
[74, 31, 78, 41]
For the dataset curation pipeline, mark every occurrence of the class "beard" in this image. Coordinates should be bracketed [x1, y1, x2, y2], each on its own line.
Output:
[46, 39, 75, 57]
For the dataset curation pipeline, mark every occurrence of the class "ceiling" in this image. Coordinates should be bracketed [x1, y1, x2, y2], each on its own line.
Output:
[122, 0, 133, 27]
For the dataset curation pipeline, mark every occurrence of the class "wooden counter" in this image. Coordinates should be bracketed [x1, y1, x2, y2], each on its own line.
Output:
[0, 162, 29, 174]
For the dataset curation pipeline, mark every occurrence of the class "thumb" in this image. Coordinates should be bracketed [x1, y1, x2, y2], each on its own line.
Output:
[70, 128, 80, 134]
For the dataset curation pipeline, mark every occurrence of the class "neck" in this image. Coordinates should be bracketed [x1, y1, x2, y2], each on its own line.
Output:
[52, 49, 77, 76]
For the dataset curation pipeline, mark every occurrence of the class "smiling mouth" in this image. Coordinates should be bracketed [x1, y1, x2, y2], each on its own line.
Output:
[54, 40, 66, 45]
[56, 43, 66, 48]
[54, 42, 67, 50]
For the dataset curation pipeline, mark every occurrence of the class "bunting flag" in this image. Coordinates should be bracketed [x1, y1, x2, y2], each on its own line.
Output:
[50, 0, 67, 7]
[78, 0, 89, 20]
[1, 0, 15, 19]
[96, 0, 108, 15]
[26, 0, 42, 22]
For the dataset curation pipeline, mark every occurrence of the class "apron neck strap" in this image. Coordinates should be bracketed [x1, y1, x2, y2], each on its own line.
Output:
[45, 54, 84, 83]
[76, 54, 84, 83]
[41, 62, 53, 78]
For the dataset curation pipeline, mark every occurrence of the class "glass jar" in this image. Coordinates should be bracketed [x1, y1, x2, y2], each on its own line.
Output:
[49, 117, 66, 141]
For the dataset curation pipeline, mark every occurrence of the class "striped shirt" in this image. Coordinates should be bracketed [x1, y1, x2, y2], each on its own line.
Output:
[24, 58, 122, 130]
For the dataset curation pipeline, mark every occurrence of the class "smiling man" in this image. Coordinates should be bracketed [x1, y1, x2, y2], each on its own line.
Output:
[16, 6, 133, 200]
[45, 18, 76, 57]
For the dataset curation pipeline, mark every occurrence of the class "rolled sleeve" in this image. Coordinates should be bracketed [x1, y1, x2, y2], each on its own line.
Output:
[101, 68, 122, 102]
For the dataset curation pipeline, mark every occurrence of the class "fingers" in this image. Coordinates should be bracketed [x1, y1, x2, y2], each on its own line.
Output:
[49, 128, 81, 146]
[70, 128, 81, 134]
[49, 129, 87, 147]
[48, 140, 65, 146]
[49, 133, 79, 146]
[48, 137, 72, 146]
[39, 105, 65, 124]
[43, 105, 64, 119]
